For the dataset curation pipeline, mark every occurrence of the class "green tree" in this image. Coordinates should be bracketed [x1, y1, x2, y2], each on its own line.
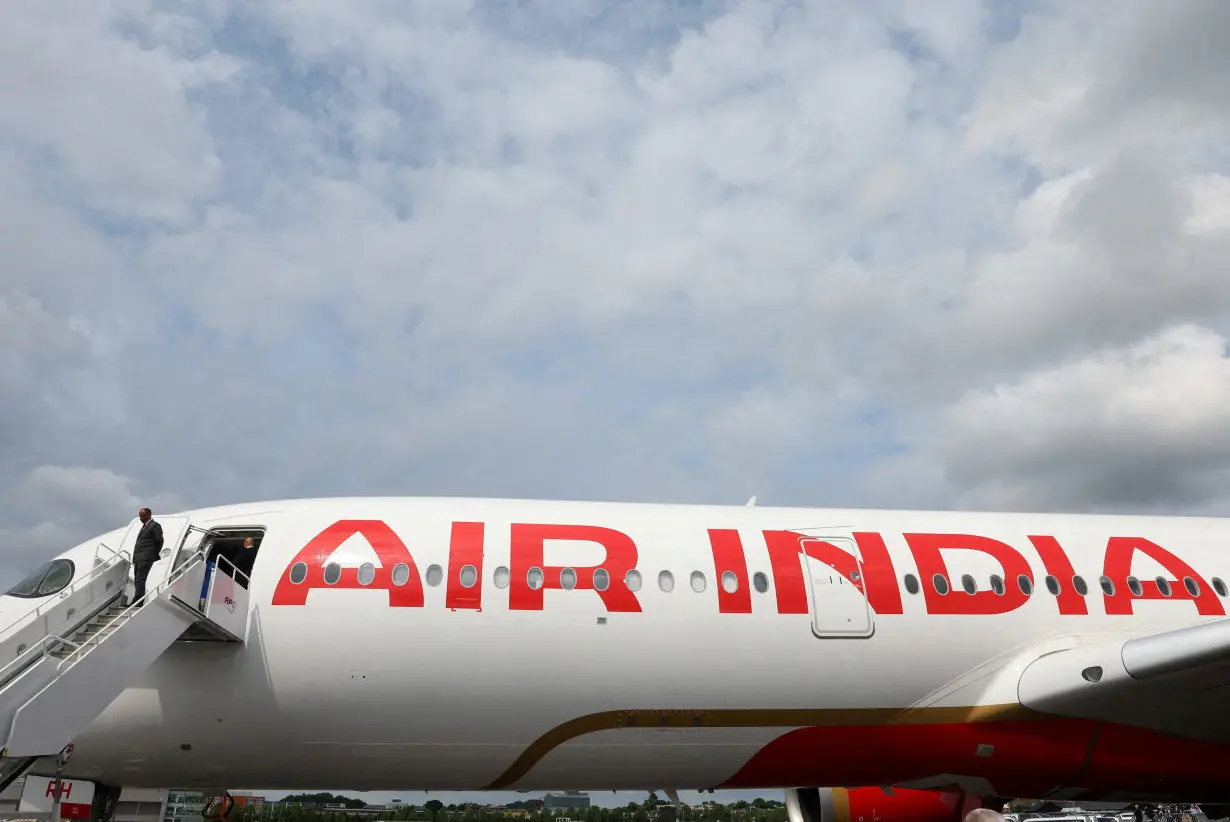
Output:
[425, 801, 445, 822]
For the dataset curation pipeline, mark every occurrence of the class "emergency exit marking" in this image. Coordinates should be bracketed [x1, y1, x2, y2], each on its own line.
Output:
[976, 744, 994, 757]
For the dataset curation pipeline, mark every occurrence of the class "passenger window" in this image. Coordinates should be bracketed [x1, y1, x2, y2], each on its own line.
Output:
[1127, 576, 1143, 596]
[1072, 576, 1088, 596]
[1184, 576, 1201, 597]
[903, 574, 920, 595]
[527, 567, 544, 590]
[625, 570, 643, 592]
[1155, 576, 1172, 597]
[1215, 578, 1229, 597]
[593, 569, 610, 592]
[357, 563, 376, 586]
[690, 571, 706, 593]
[989, 574, 1005, 596]
[560, 568, 577, 590]
[658, 571, 675, 592]
[391, 563, 410, 587]
[960, 574, 976, 595]
[1045, 575, 1061, 596]
[323, 562, 342, 586]
[1018, 575, 1033, 595]
[288, 561, 308, 585]
[1099, 576, 1115, 596]
[752, 572, 769, 593]
[425, 564, 444, 587]
[493, 566, 511, 589]
[721, 571, 738, 594]
[932, 574, 949, 595]
[460, 565, 478, 588]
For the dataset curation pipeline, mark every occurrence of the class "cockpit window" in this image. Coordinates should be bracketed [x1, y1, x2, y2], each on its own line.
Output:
[5, 559, 75, 599]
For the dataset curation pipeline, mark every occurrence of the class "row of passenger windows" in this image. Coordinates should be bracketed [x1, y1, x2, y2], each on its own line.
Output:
[286, 560, 773, 594]
[905, 571, 1230, 599]
[285, 560, 1230, 600]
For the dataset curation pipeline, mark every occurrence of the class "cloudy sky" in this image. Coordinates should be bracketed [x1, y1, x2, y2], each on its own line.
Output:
[4, 0, 1230, 806]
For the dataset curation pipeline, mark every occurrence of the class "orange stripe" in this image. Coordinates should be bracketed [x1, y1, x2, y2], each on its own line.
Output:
[832, 788, 850, 822]
[483, 704, 1040, 789]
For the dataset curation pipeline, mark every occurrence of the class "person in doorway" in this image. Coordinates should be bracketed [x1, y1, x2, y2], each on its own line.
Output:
[131, 508, 163, 607]
[232, 536, 257, 589]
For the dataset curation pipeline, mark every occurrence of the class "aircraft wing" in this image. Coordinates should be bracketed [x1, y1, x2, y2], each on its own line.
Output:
[1015, 617, 1230, 745]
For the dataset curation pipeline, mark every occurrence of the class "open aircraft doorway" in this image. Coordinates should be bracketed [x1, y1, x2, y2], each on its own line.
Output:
[200, 528, 265, 591]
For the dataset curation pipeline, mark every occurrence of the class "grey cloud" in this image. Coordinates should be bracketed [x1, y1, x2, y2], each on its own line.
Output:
[938, 325, 1230, 512]
[0, 465, 181, 583]
[0, 2, 237, 222]
[8, 465, 178, 526]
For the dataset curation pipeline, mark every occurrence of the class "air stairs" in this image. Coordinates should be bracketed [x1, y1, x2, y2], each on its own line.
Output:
[0, 531, 250, 793]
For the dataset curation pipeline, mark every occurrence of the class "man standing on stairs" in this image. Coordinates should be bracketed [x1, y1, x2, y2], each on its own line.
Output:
[131, 507, 163, 607]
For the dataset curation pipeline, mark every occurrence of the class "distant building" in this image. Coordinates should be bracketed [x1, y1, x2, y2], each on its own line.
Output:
[114, 788, 168, 822]
[165, 789, 208, 822]
[543, 793, 591, 811]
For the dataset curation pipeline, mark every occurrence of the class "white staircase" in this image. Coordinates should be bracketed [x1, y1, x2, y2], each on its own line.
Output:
[0, 531, 250, 791]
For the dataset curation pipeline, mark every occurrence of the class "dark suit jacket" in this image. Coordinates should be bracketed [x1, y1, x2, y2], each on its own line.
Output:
[133, 519, 164, 561]
[232, 546, 256, 586]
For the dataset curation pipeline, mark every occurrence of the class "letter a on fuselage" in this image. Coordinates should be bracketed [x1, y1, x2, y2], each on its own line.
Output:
[273, 520, 425, 607]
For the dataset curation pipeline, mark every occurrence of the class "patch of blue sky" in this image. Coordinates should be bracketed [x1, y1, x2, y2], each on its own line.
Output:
[473, 0, 734, 66]
[205, 9, 445, 172]
[982, 0, 1029, 44]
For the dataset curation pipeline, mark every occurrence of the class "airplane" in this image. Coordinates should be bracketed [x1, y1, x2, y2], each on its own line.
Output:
[1, 496, 1230, 822]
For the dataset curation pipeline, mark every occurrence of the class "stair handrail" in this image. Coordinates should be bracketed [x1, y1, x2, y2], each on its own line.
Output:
[0, 629, 85, 692]
[55, 549, 209, 674]
[213, 553, 251, 589]
[0, 543, 130, 643]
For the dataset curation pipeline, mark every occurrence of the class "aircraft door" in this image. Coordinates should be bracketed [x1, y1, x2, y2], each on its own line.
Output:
[119, 515, 192, 598]
[800, 536, 873, 638]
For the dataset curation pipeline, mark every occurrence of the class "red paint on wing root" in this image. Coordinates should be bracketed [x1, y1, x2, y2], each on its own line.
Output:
[719, 718, 1230, 800]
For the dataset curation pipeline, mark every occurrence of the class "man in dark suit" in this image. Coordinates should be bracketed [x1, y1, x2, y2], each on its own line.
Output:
[131, 507, 163, 606]
[232, 536, 257, 589]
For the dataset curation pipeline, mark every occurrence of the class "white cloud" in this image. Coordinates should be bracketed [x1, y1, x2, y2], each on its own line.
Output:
[940, 325, 1230, 511]
[1187, 174, 1230, 236]
[10, 465, 180, 525]
[0, 1, 238, 222]
[0, 466, 182, 585]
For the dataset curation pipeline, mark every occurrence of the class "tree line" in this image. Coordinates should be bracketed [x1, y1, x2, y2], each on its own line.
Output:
[235, 793, 788, 822]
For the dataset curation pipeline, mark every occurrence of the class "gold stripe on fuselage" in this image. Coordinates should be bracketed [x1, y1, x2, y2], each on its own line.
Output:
[484, 704, 1040, 789]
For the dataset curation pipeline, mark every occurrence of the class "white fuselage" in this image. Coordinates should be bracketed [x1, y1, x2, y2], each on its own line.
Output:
[15, 497, 1230, 798]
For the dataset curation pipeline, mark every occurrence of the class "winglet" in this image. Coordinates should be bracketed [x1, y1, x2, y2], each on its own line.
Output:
[746, 496, 757, 507]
